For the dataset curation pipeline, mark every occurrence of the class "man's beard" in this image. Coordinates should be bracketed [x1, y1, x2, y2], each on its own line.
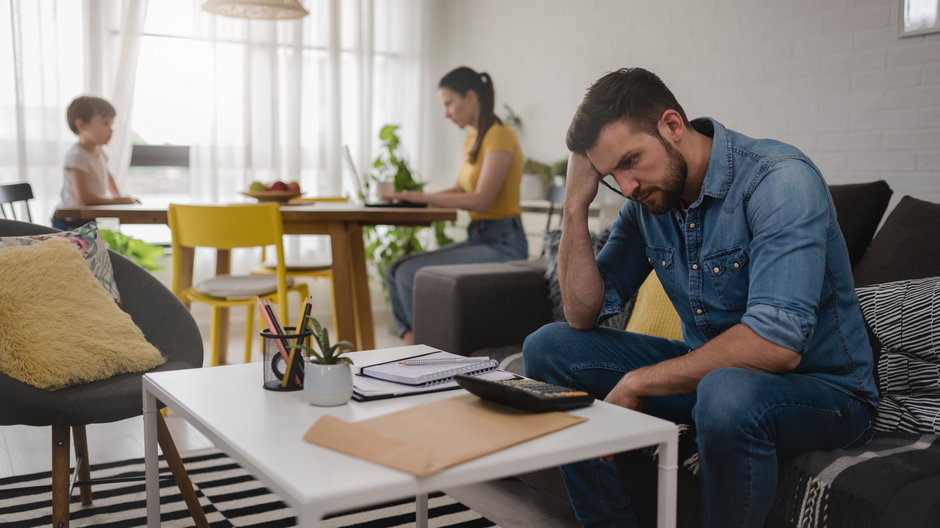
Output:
[632, 136, 688, 215]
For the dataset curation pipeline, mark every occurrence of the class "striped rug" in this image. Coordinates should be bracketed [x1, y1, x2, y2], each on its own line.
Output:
[0, 449, 498, 527]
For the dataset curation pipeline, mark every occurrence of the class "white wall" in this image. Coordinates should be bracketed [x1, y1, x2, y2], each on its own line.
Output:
[422, 0, 940, 212]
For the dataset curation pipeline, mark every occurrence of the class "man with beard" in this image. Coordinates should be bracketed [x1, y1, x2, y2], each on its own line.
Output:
[523, 68, 877, 528]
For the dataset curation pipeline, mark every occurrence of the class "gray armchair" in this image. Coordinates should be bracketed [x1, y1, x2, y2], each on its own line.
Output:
[0, 219, 208, 527]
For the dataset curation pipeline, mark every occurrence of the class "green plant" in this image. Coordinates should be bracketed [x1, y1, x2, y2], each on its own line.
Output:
[524, 157, 568, 185]
[99, 229, 164, 271]
[294, 315, 354, 365]
[364, 125, 454, 300]
[502, 104, 523, 132]
[524, 158, 554, 184]
[370, 124, 424, 193]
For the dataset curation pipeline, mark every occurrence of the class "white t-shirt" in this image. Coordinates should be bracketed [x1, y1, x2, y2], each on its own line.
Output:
[59, 143, 109, 208]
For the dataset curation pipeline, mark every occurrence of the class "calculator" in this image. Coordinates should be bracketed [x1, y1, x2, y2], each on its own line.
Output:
[455, 374, 595, 413]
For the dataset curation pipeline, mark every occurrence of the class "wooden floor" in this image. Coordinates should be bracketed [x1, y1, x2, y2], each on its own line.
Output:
[0, 277, 576, 528]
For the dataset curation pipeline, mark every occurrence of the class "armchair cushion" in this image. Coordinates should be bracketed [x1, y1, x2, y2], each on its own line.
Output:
[0, 238, 165, 390]
[0, 220, 121, 302]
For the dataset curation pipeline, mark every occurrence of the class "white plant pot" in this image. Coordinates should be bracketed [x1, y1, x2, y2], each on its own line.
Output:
[303, 362, 353, 406]
[520, 173, 549, 200]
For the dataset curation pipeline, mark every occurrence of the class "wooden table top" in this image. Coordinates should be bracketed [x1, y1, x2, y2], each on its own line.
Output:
[55, 202, 458, 226]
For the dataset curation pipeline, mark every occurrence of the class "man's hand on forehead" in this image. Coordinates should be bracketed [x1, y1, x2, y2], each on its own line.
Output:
[563, 152, 604, 210]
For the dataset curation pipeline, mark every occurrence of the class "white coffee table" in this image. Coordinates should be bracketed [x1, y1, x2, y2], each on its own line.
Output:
[143, 345, 679, 527]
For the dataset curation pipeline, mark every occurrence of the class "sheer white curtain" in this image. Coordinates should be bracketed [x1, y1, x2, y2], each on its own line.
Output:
[188, 0, 430, 202]
[0, 0, 146, 224]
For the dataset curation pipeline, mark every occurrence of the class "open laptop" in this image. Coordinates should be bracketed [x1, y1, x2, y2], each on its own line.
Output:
[343, 145, 427, 208]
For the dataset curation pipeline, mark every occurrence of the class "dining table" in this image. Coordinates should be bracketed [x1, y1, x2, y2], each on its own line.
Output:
[54, 202, 458, 355]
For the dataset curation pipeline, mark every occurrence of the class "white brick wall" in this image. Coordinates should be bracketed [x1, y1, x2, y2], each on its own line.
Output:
[426, 0, 940, 209]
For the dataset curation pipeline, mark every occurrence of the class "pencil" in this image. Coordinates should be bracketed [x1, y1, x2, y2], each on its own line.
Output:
[281, 346, 298, 388]
[292, 296, 313, 382]
[263, 299, 301, 385]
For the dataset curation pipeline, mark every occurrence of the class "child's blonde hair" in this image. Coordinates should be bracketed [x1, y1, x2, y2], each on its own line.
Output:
[66, 96, 116, 135]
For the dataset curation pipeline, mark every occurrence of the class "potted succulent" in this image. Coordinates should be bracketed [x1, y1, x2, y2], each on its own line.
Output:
[293, 316, 355, 406]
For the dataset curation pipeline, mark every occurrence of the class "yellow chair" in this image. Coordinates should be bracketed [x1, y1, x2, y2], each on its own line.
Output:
[251, 196, 347, 326]
[169, 203, 309, 366]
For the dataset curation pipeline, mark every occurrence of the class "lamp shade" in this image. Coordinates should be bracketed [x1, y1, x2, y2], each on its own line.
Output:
[202, 0, 309, 20]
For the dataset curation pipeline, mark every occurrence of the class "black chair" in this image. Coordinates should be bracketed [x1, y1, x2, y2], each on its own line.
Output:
[0, 182, 34, 222]
[0, 219, 209, 527]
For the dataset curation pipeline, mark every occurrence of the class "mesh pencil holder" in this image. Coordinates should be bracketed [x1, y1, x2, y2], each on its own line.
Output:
[261, 326, 313, 392]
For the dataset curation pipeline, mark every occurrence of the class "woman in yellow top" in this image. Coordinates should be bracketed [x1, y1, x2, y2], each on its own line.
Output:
[385, 66, 528, 344]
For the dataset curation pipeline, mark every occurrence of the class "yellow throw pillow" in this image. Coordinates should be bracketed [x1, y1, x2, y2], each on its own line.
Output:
[0, 238, 166, 390]
[625, 272, 683, 341]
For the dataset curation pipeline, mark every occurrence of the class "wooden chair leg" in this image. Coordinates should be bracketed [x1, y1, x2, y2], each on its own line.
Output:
[71, 426, 93, 505]
[210, 306, 221, 366]
[51, 424, 70, 528]
[244, 304, 254, 363]
[156, 412, 209, 528]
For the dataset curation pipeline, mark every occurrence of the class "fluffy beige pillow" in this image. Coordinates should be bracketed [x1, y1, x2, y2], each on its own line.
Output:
[0, 238, 166, 390]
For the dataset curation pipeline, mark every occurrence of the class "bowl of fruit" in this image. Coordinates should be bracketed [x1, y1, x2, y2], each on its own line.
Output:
[241, 181, 303, 202]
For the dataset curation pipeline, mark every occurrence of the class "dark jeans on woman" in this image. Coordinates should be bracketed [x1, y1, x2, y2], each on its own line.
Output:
[386, 216, 528, 337]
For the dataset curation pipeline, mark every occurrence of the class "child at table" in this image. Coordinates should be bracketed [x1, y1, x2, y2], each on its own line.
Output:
[53, 95, 138, 230]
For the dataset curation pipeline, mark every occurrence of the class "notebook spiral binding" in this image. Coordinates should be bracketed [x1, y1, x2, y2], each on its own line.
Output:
[421, 360, 498, 386]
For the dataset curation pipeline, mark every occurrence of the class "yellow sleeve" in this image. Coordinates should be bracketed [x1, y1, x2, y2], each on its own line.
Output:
[480, 124, 515, 155]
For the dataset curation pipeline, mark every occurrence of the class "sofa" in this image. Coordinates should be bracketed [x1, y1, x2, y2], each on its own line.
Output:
[412, 181, 940, 527]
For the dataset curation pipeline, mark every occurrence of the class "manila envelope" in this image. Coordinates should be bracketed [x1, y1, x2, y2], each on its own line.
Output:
[303, 393, 586, 477]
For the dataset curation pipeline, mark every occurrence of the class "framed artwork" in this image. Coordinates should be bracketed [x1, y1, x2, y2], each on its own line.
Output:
[899, 0, 940, 37]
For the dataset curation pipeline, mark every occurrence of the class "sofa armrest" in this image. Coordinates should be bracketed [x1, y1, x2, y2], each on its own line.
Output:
[413, 260, 553, 357]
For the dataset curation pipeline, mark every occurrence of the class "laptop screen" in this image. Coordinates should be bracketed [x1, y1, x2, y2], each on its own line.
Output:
[343, 145, 366, 203]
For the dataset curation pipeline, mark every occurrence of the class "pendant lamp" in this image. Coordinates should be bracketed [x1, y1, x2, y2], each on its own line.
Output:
[202, 0, 309, 20]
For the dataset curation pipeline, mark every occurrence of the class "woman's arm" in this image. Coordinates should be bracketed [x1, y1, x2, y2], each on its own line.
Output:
[385, 150, 512, 211]
[68, 169, 137, 205]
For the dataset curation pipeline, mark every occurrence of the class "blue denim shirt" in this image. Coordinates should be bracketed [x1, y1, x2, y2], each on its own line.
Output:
[597, 118, 878, 407]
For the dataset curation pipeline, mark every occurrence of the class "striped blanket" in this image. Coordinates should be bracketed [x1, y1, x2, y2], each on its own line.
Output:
[770, 432, 940, 528]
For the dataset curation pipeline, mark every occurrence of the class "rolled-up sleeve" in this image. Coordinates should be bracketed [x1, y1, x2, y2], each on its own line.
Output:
[741, 303, 813, 352]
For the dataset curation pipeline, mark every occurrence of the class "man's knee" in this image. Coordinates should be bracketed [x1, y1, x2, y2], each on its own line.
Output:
[523, 322, 574, 378]
[694, 367, 769, 432]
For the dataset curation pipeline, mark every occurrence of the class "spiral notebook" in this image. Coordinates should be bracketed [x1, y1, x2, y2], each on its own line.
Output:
[359, 350, 499, 386]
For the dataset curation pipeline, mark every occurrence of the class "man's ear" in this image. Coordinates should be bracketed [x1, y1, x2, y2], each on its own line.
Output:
[658, 110, 685, 143]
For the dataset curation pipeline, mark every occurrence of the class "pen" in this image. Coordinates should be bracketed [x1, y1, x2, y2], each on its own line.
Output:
[399, 358, 485, 366]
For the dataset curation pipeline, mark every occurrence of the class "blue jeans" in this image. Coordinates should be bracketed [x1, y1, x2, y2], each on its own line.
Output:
[386, 217, 528, 336]
[51, 217, 89, 231]
[523, 323, 875, 528]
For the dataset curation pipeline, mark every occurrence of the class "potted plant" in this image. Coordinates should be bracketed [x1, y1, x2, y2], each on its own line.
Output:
[99, 229, 165, 271]
[364, 124, 453, 300]
[294, 316, 355, 406]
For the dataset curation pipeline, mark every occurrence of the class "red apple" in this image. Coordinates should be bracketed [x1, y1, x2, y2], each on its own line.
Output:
[269, 181, 289, 191]
[285, 181, 301, 194]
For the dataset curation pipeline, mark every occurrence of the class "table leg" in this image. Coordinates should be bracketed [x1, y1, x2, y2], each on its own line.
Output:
[415, 493, 428, 528]
[216, 249, 231, 364]
[656, 434, 678, 528]
[346, 223, 375, 350]
[143, 385, 160, 528]
[328, 222, 358, 348]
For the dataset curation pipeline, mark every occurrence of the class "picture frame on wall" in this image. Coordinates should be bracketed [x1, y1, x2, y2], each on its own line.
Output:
[899, 0, 940, 37]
